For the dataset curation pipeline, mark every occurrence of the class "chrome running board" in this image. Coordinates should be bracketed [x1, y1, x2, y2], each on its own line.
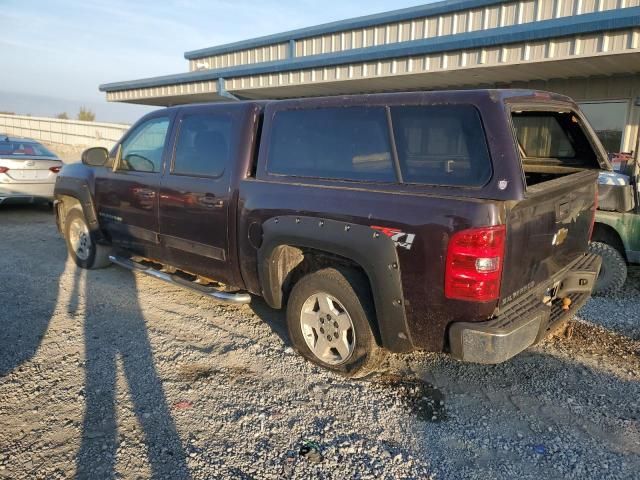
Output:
[109, 255, 252, 305]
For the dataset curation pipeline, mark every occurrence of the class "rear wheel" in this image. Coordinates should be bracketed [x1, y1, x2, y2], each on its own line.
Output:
[286, 267, 386, 377]
[589, 241, 627, 295]
[64, 209, 111, 269]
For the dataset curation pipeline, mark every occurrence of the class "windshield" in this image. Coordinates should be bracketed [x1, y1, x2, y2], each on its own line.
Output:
[0, 140, 57, 158]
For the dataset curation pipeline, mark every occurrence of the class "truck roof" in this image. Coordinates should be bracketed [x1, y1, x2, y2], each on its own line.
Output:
[161, 89, 576, 114]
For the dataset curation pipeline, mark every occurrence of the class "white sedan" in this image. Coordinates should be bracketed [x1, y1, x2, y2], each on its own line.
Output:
[0, 135, 63, 205]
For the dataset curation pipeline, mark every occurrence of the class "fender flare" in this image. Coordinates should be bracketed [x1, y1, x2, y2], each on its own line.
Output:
[55, 173, 106, 243]
[258, 215, 413, 353]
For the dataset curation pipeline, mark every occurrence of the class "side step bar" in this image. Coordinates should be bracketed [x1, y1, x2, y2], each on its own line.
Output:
[109, 255, 252, 305]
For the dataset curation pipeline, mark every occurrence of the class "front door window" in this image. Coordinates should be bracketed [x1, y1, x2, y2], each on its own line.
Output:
[118, 117, 170, 173]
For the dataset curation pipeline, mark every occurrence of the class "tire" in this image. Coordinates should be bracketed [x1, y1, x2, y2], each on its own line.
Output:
[286, 267, 386, 378]
[64, 209, 112, 269]
[589, 241, 627, 296]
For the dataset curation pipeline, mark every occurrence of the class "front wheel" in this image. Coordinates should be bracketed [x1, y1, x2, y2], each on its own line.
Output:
[589, 241, 627, 295]
[286, 267, 386, 377]
[64, 209, 112, 269]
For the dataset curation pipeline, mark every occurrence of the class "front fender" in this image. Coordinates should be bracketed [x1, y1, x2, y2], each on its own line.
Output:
[258, 216, 413, 353]
[54, 164, 106, 242]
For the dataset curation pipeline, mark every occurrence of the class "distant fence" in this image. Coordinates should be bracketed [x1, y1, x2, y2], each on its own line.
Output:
[0, 114, 130, 149]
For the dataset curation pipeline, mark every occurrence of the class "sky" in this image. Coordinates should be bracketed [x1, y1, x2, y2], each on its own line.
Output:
[0, 0, 432, 123]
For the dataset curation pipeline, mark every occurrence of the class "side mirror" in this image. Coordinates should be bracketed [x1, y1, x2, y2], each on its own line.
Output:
[82, 147, 109, 167]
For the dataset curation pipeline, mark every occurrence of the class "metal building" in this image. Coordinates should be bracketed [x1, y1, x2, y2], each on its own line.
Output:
[100, 0, 640, 155]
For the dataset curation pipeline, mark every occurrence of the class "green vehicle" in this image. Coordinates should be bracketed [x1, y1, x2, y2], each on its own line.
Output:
[590, 156, 640, 295]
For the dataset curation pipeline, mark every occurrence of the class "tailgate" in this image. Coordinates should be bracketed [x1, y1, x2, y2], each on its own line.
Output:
[500, 170, 598, 306]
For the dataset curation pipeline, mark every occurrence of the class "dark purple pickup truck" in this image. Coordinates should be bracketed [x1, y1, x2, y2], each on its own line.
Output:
[54, 90, 606, 377]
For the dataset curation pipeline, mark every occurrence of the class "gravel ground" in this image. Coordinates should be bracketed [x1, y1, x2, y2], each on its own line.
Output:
[0, 205, 638, 480]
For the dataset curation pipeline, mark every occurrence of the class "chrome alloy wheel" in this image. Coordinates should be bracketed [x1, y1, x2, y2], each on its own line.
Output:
[68, 217, 91, 261]
[299, 292, 355, 365]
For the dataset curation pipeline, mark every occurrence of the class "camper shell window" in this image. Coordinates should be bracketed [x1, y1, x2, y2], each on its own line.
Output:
[511, 110, 600, 187]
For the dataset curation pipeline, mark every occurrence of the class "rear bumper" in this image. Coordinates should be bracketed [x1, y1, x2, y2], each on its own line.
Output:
[0, 183, 55, 202]
[448, 253, 601, 364]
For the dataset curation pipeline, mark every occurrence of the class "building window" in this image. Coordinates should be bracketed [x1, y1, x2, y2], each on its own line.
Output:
[578, 101, 629, 154]
[267, 107, 396, 183]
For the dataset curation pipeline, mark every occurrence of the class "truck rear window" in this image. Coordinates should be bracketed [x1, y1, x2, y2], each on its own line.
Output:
[390, 106, 492, 187]
[511, 110, 600, 187]
[513, 114, 577, 158]
[267, 107, 395, 182]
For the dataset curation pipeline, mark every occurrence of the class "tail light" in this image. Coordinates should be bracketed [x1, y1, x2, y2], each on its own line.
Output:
[445, 225, 506, 302]
[0, 167, 8, 174]
[588, 188, 598, 240]
[49, 166, 61, 174]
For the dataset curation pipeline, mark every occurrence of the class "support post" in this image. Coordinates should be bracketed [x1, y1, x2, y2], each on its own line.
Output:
[217, 78, 241, 101]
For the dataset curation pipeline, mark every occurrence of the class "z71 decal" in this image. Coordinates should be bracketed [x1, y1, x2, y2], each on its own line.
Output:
[371, 226, 416, 251]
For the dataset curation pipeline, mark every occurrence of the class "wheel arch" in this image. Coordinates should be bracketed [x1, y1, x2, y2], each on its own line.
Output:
[257, 216, 413, 353]
[592, 221, 627, 261]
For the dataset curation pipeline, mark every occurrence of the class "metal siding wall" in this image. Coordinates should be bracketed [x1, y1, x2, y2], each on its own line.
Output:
[224, 28, 638, 89]
[189, 42, 290, 72]
[187, 0, 634, 69]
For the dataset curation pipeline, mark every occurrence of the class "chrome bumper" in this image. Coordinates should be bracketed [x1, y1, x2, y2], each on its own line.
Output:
[448, 253, 602, 364]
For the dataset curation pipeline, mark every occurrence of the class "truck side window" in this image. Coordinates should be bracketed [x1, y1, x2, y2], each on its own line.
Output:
[390, 105, 492, 187]
[172, 113, 232, 178]
[267, 107, 396, 182]
[118, 117, 170, 173]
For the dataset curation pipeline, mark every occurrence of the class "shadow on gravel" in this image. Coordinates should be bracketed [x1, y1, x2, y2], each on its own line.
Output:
[250, 297, 292, 346]
[0, 204, 64, 377]
[74, 267, 190, 480]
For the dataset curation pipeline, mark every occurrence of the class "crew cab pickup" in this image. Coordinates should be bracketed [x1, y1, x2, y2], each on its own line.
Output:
[54, 90, 606, 377]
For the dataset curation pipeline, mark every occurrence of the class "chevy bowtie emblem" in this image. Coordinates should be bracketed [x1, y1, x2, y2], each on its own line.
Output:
[552, 228, 569, 246]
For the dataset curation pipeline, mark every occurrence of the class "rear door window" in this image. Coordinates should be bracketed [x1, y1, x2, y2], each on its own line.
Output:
[267, 107, 396, 182]
[390, 105, 492, 187]
[172, 113, 233, 178]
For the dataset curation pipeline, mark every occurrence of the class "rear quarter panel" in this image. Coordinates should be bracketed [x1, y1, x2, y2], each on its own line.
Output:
[238, 180, 507, 351]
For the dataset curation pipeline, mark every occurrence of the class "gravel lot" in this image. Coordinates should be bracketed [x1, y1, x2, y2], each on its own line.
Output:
[0, 206, 638, 480]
